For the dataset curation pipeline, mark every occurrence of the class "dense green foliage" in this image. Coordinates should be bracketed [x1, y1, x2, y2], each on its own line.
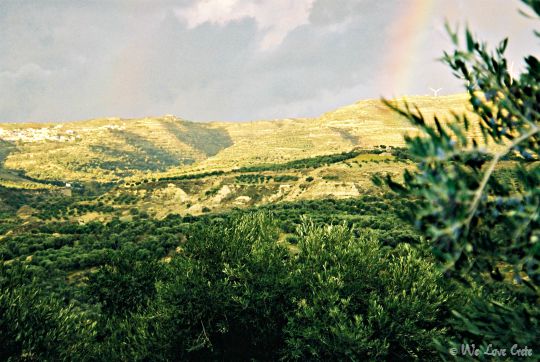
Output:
[148, 151, 365, 184]
[282, 220, 449, 360]
[1, 209, 459, 360]
[235, 173, 299, 183]
[378, 1, 539, 358]
[235, 173, 272, 183]
[0, 185, 458, 360]
[0, 195, 417, 293]
[159, 170, 226, 182]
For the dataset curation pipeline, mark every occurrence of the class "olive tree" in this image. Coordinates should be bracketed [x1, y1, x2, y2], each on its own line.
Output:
[377, 0, 539, 357]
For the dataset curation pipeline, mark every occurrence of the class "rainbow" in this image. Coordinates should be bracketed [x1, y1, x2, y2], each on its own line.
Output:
[379, 0, 437, 97]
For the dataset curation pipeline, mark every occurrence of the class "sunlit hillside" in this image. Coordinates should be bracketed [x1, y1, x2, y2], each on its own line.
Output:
[0, 94, 472, 186]
[0, 116, 233, 182]
[0, 93, 482, 222]
[194, 94, 475, 172]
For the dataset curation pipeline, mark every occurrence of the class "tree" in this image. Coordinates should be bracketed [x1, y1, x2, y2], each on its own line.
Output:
[378, 0, 539, 357]
[156, 212, 291, 360]
[283, 219, 451, 360]
[0, 263, 94, 361]
[85, 250, 162, 316]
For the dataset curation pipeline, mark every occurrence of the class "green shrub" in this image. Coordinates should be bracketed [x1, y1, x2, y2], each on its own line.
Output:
[322, 175, 339, 181]
[86, 251, 162, 316]
[156, 212, 290, 360]
[283, 220, 451, 360]
[0, 285, 93, 361]
[274, 175, 299, 182]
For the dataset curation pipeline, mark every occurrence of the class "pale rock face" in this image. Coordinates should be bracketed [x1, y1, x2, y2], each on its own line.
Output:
[263, 184, 292, 203]
[186, 204, 203, 214]
[279, 184, 292, 191]
[234, 195, 252, 205]
[151, 185, 189, 203]
[211, 185, 233, 204]
[137, 189, 148, 196]
[16, 205, 36, 219]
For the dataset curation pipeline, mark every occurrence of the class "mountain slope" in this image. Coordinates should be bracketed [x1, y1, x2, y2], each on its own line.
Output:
[174, 93, 474, 173]
[0, 94, 471, 184]
[0, 116, 232, 182]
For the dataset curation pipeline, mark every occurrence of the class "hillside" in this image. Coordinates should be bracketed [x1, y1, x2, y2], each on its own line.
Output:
[0, 91, 530, 361]
[0, 93, 484, 223]
[0, 116, 232, 183]
[0, 94, 471, 185]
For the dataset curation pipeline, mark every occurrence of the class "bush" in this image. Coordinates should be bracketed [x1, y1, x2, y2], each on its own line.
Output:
[283, 220, 451, 360]
[145, 214, 455, 359]
[156, 212, 290, 360]
[0, 285, 93, 361]
[86, 251, 162, 316]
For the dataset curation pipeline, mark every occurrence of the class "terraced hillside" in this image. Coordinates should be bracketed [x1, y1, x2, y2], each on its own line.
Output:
[1, 92, 512, 225]
[0, 116, 232, 182]
[0, 94, 471, 185]
[190, 94, 474, 172]
[111, 150, 411, 219]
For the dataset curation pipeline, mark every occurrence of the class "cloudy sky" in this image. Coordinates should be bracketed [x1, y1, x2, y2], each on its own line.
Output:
[0, 0, 537, 122]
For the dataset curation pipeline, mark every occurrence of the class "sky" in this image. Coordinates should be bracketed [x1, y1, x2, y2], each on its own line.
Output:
[0, 0, 538, 122]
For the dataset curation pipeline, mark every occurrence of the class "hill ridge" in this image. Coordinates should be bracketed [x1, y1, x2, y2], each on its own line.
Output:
[0, 94, 471, 184]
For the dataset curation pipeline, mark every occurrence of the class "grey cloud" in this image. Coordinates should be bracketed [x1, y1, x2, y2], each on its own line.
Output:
[0, 0, 536, 122]
[308, 0, 363, 26]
